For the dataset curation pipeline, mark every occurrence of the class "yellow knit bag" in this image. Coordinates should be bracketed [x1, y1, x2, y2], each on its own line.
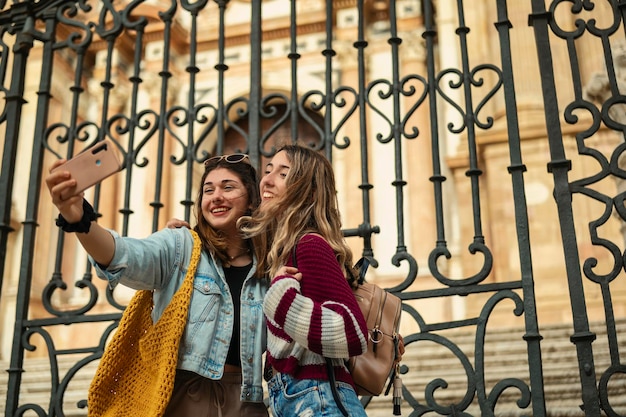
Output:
[87, 230, 202, 417]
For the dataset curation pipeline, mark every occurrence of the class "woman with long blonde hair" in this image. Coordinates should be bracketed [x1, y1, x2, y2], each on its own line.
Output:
[241, 144, 369, 417]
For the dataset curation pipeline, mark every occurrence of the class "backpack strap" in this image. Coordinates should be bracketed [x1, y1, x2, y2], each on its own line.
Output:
[327, 359, 349, 417]
[354, 257, 370, 285]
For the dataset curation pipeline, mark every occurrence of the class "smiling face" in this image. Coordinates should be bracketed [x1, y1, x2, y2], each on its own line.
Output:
[201, 167, 251, 234]
[259, 150, 290, 209]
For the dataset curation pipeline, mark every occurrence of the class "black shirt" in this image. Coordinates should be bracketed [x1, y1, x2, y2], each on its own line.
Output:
[224, 263, 252, 368]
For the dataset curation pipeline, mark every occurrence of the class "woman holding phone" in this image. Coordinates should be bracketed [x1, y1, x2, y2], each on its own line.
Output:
[46, 153, 269, 417]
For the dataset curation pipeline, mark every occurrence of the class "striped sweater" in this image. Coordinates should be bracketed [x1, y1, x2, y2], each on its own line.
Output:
[263, 234, 368, 388]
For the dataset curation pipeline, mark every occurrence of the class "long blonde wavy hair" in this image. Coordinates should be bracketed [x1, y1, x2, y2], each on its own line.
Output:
[240, 144, 356, 281]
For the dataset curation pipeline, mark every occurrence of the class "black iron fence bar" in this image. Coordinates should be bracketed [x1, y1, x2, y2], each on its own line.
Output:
[528, 0, 600, 415]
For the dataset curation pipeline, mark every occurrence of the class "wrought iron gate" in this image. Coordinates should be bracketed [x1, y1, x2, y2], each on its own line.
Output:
[0, 0, 625, 416]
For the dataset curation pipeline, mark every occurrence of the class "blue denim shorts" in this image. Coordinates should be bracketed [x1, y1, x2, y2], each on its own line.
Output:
[267, 372, 367, 417]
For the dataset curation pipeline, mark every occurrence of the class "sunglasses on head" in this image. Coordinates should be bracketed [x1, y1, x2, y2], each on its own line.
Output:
[204, 153, 250, 166]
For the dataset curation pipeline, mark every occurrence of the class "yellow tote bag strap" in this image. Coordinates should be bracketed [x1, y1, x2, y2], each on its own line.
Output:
[148, 227, 201, 335]
[176, 229, 202, 299]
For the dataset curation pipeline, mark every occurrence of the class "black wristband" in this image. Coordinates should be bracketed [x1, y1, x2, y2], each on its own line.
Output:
[55, 199, 98, 233]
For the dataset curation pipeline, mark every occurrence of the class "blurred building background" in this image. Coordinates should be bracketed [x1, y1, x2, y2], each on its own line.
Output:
[0, 0, 625, 416]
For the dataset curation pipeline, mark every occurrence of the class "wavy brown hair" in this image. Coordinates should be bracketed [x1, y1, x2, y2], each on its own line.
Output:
[193, 157, 260, 268]
[240, 144, 355, 281]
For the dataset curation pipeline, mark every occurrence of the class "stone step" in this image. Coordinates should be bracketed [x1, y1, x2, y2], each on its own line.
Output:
[1, 356, 97, 417]
[380, 319, 626, 415]
[1, 319, 625, 416]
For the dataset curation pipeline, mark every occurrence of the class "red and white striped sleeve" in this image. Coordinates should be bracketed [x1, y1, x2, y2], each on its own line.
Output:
[263, 234, 368, 358]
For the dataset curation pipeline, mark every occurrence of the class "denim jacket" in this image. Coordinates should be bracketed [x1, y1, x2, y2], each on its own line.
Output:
[91, 227, 268, 402]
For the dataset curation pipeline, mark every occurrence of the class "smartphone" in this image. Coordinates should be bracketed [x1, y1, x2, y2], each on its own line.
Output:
[52, 139, 123, 194]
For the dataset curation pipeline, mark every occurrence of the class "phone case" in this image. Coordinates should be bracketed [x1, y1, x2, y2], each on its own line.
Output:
[52, 139, 123, 194]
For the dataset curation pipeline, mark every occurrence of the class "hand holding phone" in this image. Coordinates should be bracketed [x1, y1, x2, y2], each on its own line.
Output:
[51, 139, 123, 194]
